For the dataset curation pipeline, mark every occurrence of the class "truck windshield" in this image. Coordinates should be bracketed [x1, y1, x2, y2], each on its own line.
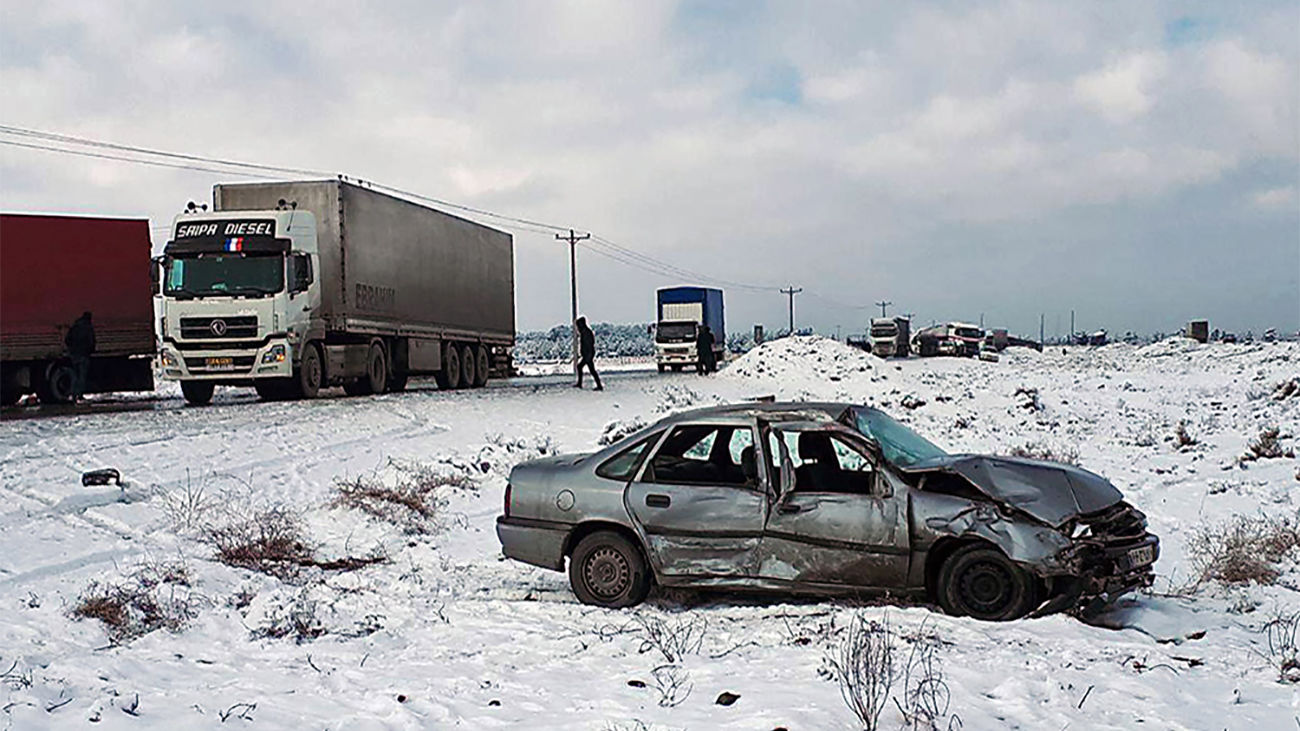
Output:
[657, 322, 697, 341]
[165, 254, 284, 297]
[850, 407, 948, 467]
[955, 327, 983, 340]
[871, 326, 896, 337]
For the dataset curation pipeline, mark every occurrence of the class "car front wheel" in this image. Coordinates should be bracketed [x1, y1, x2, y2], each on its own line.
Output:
[937, 545, 1038, 621]
[569, 531, 651, 608]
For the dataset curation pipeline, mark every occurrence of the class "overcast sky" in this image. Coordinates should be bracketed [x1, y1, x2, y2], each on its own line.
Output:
[2, 1, 1297, 337]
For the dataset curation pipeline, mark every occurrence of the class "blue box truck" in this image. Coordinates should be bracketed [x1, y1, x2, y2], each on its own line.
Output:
[654, 286, 725, 372]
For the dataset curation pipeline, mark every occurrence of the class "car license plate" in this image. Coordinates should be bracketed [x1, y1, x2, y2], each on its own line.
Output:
[1128, 545, 1155, 566]
[205, 357, 235, 370]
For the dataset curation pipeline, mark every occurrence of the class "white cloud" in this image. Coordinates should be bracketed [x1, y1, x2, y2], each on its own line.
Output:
[1073, 51, 1169, 123]
[1252, 185, 1298, 210]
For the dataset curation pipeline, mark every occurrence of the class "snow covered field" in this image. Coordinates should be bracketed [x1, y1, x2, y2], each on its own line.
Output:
[0, 337, 1297, 729]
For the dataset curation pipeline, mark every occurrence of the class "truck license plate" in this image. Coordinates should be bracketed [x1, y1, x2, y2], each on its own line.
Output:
[205, 357, 235, 370]
[1128, 545, 1155, 567]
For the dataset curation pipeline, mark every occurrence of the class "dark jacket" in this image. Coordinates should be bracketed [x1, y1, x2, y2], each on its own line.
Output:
[578, 324, 596, 360]
[696, 327, 714, 356]
[66, 315, 95, 358]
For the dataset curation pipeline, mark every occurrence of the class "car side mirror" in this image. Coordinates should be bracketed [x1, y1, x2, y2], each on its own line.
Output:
[150, 256, 164, 296]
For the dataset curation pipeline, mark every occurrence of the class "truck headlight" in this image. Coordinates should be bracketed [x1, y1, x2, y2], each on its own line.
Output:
[161, 350, 179, 368]
[261, 344, 286, 363]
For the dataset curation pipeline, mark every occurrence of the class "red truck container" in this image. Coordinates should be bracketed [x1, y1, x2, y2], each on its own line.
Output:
[1, 213, 155, 404]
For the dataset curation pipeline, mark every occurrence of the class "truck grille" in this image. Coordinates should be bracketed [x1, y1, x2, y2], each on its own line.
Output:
[180, 316, 258, 340]
[174, 339, 264, 351]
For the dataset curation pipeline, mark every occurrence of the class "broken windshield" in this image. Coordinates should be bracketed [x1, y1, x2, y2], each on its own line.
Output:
[165, 253, 284, 298]
[851, 407, 948, 467]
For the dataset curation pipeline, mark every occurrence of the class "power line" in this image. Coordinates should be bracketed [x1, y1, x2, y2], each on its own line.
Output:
[0, 139, 275, 178]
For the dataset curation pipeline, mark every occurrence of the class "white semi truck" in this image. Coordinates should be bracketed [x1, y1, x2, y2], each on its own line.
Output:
[157, 179, 515, 405]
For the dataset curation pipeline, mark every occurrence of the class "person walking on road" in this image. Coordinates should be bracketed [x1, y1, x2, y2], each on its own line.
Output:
[696, 324, 716, 375]
[65, 311, 95, 401]
[574, 316, 603, 391]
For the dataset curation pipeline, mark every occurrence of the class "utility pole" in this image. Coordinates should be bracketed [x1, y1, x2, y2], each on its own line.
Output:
[979, 312, 984, 329]
[875, 300, 892, 318]
[1070, 310, 1075, 344]
[556, 229, 590, 375]
[1039, 313, 1045, 346]
[835, 325, 841, 341]
[781, 286, 802, 334]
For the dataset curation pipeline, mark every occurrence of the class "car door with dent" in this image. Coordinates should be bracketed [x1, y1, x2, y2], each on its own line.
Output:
[756, 425, 910, 588]
[625, 423, 767, 578]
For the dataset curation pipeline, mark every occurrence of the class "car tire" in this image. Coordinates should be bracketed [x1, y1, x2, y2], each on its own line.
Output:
[569, 531, 652, 608]
[180, 380, 215, 406]
[474, 346, 490, 387]
[437, 343, 460, 390]
[298, 343, 322, 399]
[937, 545, 1038, 621]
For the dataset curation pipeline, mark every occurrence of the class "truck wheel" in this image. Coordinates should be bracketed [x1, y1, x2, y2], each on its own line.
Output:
[38, 363, 76, 404]
[937, 545, 1038, 621]
[298, 343, 323, 399]
[181, 381, 215, 406]
[459, 344, 476, 389]
[474, 346, 490, 387]
[365, 342, 388, 394]
[657, 364, 666, 374]
[438, 343, 460, 390]
[568, 531, 652, 608]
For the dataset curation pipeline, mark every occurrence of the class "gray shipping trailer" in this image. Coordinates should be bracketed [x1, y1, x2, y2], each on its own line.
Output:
[157, 178, 515, 404]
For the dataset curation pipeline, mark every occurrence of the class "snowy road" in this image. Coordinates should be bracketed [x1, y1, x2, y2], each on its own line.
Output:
[0, 338, 1297, 729]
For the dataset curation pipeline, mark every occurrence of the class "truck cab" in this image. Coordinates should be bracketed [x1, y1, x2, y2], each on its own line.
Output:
[654, 286, 725, 373]
[157, 208, 319, 404]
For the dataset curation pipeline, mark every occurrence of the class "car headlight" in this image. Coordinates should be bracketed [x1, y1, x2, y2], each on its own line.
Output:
[161, 350, 179, 368]
[261, 344, 286, 363]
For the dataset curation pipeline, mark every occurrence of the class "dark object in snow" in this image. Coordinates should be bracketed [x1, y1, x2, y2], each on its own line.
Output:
[715, 691, 741, 706]
[82, 468, 121, 487]
[396, 695, 407, 703]
[627, 679, 647, 688]
[488, 699, 501, 707]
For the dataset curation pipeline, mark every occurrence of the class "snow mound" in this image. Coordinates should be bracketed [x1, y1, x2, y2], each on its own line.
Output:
[1137, 336, 1202, 358]
[720, 336, 912, 402]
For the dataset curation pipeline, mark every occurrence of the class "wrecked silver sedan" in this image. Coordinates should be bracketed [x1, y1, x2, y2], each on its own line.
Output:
[496, 403, 1158, 621]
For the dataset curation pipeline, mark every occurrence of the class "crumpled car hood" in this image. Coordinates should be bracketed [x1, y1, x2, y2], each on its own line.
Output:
[899, 454, 1124, 527]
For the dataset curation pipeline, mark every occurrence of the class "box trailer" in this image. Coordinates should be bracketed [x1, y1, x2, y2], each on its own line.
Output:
[157, 179, 515, 404]
[869, 317, 911, 358]
[654, 286, 724, 372]
[1, 214, 155, 405]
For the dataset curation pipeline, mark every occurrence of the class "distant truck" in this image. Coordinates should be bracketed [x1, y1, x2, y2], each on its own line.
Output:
[869, 317, 911, 358]
[913, 322, 983, 357]
[1185, 320, 1209, 343]
[1, 214, 155, 405]
[157, 179, 515, 405]
[654, 286, 724, 372]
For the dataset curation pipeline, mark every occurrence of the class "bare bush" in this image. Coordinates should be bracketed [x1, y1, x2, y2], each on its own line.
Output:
[332, 459, 471, 534]
[1273, 377, 1299, 401]
[1243, 427, 1293, 461]
[600, 417, 648, 446]
[1174, 421, 1198, 449]
[1007, 442, 1080, 466]
[1188, 513, 1300, 585]
[208, 508, 315, 580]
[895, 626, 959, 731]
[826, 614, 895, 731]
[161, 470, 220, 534]
[650, 664, 693, 708]
[1260, 611, 1300, 683]
[71, 560, 197, 644]
[1013, 386, 1042, 411]
[249, 590, 326, 644]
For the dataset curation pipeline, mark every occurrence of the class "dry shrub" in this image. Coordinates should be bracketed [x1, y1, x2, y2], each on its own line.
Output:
[1244, 427, 1293, 461]
[826, 614, 895, 731]
[1261, 611, 1300, 683]
[1174, 421, 1198, 449]
[1188, 513, 1300, 585]
[208, 508, 315, 580]
[71, 561, 197, 644]
[1007, 442, 1080, 466]
[332, 460, 471, 534]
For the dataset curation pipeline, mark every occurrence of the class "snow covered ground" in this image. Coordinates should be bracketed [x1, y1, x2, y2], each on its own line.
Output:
[0, 336, 1297, 729]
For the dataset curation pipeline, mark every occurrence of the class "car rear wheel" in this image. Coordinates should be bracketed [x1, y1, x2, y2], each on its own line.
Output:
[937, 545, 1038, 621]
[569, 531, 651, 608]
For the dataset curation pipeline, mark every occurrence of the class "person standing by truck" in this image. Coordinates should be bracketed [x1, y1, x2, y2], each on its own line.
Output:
[696, 324, 716, 374]
[574, 317, 603, 391]
[64, 311, 95, 401]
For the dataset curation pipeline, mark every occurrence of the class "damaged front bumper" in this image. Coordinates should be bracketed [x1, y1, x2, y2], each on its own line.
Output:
[1037, 504, 1160, 615]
